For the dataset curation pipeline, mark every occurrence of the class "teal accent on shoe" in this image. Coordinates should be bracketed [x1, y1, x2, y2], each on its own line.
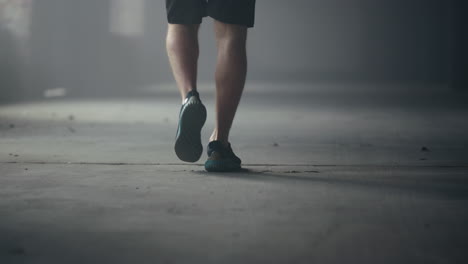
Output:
[204, 141, 242, 172]
[174, 91, 207, 163]
[205, 159, 241, 172]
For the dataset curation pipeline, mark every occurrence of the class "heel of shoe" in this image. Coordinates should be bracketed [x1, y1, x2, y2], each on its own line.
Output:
[204, 159, 241, 172]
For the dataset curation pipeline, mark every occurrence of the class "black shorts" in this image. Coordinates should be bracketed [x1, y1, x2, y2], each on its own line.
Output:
[166, 0, 256, 28]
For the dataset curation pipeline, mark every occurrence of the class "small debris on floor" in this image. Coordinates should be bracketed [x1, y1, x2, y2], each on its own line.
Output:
[421, 146, 430, 152]
[284, 170, 300, 174]
[68, 115, 75, 121]
[282, 170, 319, 174]
[420, 158, 427, 161]
[14, 154, 19, 157]
[272, 142, 279, 147]
[9, 124, 15, 128]
[68, 127, 76, 133]
[24, 168, 28, 171]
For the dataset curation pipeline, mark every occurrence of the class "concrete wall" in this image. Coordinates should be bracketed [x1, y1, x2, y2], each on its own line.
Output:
[0, 0, 465, 101]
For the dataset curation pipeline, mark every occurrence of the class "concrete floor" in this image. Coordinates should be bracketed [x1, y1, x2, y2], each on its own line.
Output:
[1, 83, 468, 263]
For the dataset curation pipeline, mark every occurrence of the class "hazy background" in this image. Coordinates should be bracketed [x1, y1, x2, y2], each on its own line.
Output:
[1, 0, 467, 102]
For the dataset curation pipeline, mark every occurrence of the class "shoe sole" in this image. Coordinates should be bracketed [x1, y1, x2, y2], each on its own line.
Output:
[205, 160, 241, 172]
[174, 98, 207, 163]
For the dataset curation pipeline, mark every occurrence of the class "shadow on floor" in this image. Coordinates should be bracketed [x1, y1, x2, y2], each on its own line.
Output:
[194, 167, 468, 200]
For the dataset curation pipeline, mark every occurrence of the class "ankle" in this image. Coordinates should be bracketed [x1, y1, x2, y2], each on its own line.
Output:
[180, 89, 198, 103]
[180, 87, 197, 98]
[209, 138, 229, 147]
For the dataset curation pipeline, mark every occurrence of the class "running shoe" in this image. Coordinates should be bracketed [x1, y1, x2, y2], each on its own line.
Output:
[205, 141, 242, 172]
[174, 90, 207, 162]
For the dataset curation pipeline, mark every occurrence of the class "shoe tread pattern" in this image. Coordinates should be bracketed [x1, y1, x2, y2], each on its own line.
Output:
[174, 97, 207, 162]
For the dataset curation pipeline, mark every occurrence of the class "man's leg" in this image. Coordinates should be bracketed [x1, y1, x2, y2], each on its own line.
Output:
[166, 24, 200, 102]
[167, 23, 207, 163]
[209, 21, 248, 146]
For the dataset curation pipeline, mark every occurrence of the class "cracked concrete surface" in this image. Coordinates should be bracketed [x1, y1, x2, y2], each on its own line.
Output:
[1, 84, 468, 263]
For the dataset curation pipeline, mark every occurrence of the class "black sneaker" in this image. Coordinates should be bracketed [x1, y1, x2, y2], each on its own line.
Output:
[174, 90, 207, 162]
[205, 141, 242, 172]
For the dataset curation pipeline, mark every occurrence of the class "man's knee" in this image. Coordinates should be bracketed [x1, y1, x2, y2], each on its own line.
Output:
[167, 24, 200, 37]
[166, 24, 199, 44]
[214, 20, 247, 42]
